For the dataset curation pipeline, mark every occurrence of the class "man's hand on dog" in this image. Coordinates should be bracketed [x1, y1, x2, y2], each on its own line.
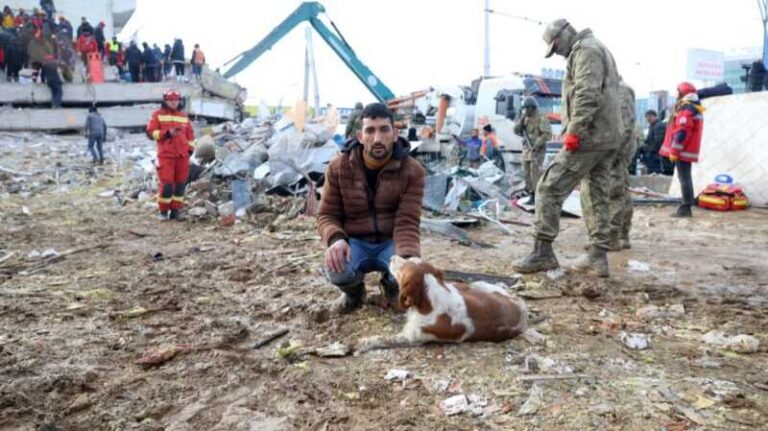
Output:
[326, 239, 351, 273]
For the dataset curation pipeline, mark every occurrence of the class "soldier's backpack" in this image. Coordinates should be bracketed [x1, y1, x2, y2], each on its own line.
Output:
[697, 183, 749, 211]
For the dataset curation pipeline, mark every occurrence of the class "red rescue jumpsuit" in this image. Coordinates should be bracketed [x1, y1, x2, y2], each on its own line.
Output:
[146, 107, 196, 212]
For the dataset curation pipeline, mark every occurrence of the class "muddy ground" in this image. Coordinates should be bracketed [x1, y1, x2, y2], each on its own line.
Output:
[1, 134, 766, 431]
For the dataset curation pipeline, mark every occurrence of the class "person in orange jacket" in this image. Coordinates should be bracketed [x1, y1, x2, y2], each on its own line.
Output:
[659, 82, 704, 218]
[146, 90, 196, 221]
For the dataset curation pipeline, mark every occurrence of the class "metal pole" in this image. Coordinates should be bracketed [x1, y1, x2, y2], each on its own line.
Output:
[483, 0, 490, 77]
[306, 26, 320, 113]
[303, 26, 310, 104]
[760, 0, 768, 68]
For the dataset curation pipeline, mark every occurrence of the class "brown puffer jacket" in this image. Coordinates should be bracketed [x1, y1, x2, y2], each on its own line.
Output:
[317, 137, 425, 257]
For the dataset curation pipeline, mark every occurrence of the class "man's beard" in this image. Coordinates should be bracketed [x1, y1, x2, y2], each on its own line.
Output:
[367, 144, 392, 160]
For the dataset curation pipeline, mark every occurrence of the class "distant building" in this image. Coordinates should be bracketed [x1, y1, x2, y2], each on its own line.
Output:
[723, 47, 763, 94]
[4, 0, 135, 37]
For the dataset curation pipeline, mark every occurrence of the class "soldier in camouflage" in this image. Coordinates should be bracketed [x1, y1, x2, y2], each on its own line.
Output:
[513, 96, 552, 204]
[512, 18, 623, 278]
[344, 102, 365, 140]
[581, 82, 637, 252]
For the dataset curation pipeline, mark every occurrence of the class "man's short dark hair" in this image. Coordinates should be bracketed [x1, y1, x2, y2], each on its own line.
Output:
[645, 109, 658, 117]
[361, 103, 394, 126]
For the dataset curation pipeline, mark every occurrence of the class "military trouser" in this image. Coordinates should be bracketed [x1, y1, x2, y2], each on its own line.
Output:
[523, 149, 545, 194]
[535, 149, 616, 250]
[581, 154, 633, 246]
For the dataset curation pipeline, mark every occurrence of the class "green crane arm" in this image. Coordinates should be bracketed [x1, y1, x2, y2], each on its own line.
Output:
[222, 2, 395, 102]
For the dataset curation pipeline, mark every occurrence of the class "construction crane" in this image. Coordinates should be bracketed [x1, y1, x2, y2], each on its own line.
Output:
[221, 2, 395, 102]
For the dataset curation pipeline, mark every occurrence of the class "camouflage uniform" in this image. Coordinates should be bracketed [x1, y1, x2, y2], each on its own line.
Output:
[534, 28, 622, 250]
[581, 83, 637, 250]
[513, 103, 552, 195]
[345, 103, 364, 140]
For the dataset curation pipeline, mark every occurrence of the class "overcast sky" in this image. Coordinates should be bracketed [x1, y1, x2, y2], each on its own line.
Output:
[120, 0, 765, 107]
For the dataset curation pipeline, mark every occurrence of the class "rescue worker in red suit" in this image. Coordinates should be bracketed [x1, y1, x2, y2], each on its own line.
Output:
[146, 90, 196, 221]
[659, 82, 704, 218]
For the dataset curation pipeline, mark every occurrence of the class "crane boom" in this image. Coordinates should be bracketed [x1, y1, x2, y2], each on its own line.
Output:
[222, 2, 395, 102]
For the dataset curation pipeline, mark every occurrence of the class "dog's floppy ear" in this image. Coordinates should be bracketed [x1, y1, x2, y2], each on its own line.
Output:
[397, 263, 431, 314]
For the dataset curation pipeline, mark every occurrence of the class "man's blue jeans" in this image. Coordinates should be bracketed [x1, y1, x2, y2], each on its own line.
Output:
[326, 238, 397, 294]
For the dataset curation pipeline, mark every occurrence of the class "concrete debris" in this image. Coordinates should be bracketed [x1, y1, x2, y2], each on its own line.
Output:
[702, 330, 760, 353]
[439, 393, 486, 417]
[635, 304, 685, 320]
[517, 384, 544, 416]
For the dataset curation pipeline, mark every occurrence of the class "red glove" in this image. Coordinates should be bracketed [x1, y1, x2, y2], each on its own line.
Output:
[563, 133, 580, 152]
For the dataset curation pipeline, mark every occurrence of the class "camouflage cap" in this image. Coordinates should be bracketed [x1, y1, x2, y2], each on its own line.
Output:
[523, 96, 538, 109]
[542, 18, 570, 58]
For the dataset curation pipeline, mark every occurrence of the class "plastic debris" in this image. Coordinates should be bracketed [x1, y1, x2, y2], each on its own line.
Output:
[384, 369, 412, 382]
[619, 332, 650, 350]
[315, 342, 351, 358]
[440, 394, 469, 416]
[627, 260, 651, 272]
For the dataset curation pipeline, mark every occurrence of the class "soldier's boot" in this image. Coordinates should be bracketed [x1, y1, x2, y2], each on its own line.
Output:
[157, 211, 170, 221]
[619, 236, 631, 250]
[608, 237, 623, 252]
[333, 282, 366, 315]
[671, 204, 692, 218]
[572, 247, 610, 278]
[512, 239, 559, 274]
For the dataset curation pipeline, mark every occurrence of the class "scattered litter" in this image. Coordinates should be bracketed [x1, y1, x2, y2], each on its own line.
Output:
[619, 332, 650, 350]
[40, 249, 59, 259]
[437, 393, 486, 417]
[276, 340, 303, 360]
[252, 328, 289, 349]
[627, 260, 651, 272]
[519, 290, 562, 300]
[384, 369, 412, 382]
[635, 304, 685, 320]
[517, 384, 543, 416]
[703, 330, 760, 353]
[136, 344, 189, 368]
[20, 206, 31, 216]
[523, 354, 573, 374]
[315, 342, 351, 358]
[98, 190, 115, 198]
[440, 394, 469, 416]
[545, 268, 565, 280]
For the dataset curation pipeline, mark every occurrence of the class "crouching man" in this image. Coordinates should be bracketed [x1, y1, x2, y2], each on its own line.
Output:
[317, 103, 426, 314]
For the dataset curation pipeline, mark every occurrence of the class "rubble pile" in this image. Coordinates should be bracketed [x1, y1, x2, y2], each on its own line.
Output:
[181, 113, 340, 225]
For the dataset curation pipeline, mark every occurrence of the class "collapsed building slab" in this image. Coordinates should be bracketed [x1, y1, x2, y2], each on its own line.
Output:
[0, 65, 246, 131]
[0, 83, 203, 105]
[0, 105, 157, 131]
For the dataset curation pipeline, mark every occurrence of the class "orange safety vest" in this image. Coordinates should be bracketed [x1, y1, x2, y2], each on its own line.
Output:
[192, 49, 205, 65]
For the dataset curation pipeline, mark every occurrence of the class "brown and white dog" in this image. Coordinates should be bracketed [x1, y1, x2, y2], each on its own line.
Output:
[357, 256, 529, 352]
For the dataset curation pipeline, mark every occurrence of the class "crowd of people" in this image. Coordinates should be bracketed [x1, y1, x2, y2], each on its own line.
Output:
[0, 2, 207, 88]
